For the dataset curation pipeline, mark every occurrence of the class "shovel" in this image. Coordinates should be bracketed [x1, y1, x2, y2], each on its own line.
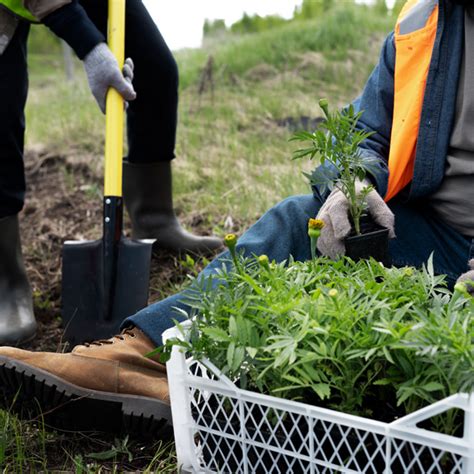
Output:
[62, 0, 153, 346]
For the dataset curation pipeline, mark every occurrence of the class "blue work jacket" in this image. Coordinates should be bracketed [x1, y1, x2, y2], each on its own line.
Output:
[315, 1, 464, 203]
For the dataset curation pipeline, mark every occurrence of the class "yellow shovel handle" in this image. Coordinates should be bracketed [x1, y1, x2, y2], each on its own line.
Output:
[104, 0, 126, 197]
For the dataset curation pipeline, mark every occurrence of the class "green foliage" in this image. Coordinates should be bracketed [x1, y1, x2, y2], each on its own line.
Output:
[230, 13, 287, 35]
[162, 254, 474, 431]
[179, 254, 211, 278]
[177, 5, 394, 89]
[293, 0, 337, 20]
[0, 408, 48, 471]
[203, 18, 227, 38]
[26, 79, 104, 153]
[0, 407, 176, 471]
[203, 0, 378, 44]
[86, 436, 133, 463]
[292, 99, 379, 234]
[27, 25, 61, 55]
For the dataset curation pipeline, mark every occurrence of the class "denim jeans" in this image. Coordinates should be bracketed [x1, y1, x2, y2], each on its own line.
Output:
[124, 195, 474, 346]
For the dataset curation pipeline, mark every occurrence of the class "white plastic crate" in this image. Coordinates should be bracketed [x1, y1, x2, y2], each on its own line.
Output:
[163, 326, 474, 474]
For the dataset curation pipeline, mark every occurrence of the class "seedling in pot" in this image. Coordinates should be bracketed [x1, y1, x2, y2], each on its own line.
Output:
[291, 99, 391, 263]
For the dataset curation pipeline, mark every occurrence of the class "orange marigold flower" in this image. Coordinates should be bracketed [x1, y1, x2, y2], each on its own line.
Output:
[308, 218, 325, 230]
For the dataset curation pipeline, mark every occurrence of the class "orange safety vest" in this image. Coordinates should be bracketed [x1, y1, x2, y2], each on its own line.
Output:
[385, 0, 439, 201]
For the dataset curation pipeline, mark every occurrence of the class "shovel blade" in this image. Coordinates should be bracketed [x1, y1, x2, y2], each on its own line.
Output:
[62, 237, 153, 346]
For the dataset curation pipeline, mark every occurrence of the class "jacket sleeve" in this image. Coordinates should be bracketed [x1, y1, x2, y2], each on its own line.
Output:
[312, 32, 396, 202]
[352, 32, 396, 199]
[32, 0, 105, 59]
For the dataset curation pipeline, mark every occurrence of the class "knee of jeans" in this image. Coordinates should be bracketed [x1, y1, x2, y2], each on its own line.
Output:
[274, 195, 320, 219]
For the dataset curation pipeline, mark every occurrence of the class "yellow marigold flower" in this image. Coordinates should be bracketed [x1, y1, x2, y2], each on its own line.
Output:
[258, 254, 270, 267]
[328, 288, 338, 298]
[403, 267, 414, 277]
[308, 218, 325, 230]
[224, 233, 237, 249]
[308, 218, 325, 240]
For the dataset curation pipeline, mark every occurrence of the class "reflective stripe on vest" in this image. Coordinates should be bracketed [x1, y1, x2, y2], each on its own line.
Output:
[385, 0, 438, 201]
[0, 0, 37, 22]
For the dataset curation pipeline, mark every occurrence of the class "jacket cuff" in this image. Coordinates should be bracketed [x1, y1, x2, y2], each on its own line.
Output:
[42, 2, 105, 59]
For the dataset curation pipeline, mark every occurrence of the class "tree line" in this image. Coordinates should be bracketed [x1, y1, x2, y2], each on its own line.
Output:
[203, 0, 405, 39]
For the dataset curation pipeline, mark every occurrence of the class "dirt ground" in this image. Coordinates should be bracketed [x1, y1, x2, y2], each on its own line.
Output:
[19, 146, 226, 353]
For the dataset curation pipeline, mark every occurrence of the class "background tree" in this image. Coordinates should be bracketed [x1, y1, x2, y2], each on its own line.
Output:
[230, 13, 286, 35]
[294, 0, 335, 20]
[203, 19, 227, 39]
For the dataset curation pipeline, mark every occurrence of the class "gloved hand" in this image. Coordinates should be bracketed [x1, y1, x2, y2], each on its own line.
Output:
[317, 180, 395, 258]
[83, 43, 136, 113]
[455, 259, 474, 296]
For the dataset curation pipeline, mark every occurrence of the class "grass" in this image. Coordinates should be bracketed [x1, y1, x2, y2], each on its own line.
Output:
[177, 5, 394, 88]
[0, 406, 177, 472]
[4, 4, 394, 470]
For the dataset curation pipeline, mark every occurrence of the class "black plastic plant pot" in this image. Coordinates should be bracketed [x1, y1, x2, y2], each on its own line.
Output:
[344, 216, 391, 266]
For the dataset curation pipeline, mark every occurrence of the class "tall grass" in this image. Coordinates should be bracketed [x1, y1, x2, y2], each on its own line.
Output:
[0, 407, 177, 472]
[0, 406, 48, 472]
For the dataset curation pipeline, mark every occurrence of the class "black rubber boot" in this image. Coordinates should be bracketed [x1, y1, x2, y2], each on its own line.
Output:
[0, 215, 37, 344]
[123, 161, 223, 253]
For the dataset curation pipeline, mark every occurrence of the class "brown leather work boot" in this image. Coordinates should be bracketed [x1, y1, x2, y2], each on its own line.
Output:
[0, 327, 171, 435]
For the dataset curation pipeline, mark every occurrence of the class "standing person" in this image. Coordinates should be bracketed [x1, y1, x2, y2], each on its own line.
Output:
[0, 0, 473, 433]
[0, 0, 223, 344]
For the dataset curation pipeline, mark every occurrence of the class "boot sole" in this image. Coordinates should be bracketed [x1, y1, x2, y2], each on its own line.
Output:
[0, 357, 172, 437]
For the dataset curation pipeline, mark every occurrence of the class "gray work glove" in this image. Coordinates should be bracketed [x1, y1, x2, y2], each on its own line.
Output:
[317, 180, 396, 259]
[455, 259, 474, 296]
[83, 43, 136, 113]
